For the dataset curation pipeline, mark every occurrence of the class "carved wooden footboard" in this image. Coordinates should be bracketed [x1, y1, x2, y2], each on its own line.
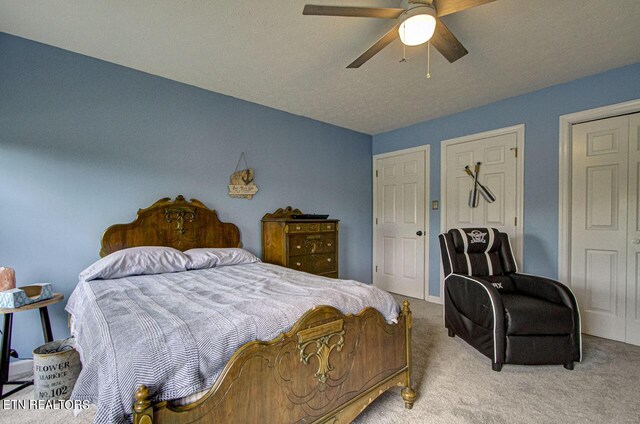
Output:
[132, 301, 415, 424]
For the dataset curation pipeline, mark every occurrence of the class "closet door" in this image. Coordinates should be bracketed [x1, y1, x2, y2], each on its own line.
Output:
[571, 115, 629, 342]
[626, 113, 640, 345]
[444, 132, 519, 250]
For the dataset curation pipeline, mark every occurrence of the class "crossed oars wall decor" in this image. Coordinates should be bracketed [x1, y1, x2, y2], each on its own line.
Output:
[464, 162, 496, 208]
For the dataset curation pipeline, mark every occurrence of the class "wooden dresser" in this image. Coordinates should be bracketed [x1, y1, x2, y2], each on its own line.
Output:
[261, 207, 339, 278]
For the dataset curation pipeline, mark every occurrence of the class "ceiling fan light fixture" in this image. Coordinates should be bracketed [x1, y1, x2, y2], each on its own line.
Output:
[398, 5, 436, 47]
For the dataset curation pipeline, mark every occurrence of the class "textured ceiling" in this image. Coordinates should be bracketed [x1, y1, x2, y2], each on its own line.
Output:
[1, 0, 639, 134]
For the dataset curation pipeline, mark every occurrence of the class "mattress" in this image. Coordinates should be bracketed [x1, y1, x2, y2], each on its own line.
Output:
[66, 262, 399, 424]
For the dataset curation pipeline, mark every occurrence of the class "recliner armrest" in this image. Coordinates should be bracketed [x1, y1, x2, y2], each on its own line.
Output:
[510, 273, 578, 311]
[445, 274, 505, 330]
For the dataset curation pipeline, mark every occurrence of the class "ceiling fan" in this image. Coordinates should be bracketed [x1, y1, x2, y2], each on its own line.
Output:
[303, 0, 496, 68]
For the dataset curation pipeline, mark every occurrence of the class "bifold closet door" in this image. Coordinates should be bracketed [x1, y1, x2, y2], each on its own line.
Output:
[571, 115, 629, 342]
[571, 112, 640, 346]
[626, 113, 640, 345]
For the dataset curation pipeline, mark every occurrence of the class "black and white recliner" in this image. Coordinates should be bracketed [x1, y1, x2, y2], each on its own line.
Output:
[439, 228, 581, 371]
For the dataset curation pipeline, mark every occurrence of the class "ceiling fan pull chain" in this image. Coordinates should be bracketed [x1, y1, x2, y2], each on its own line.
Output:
[426, 41, 431, 79]
[400, 32, 407, 63]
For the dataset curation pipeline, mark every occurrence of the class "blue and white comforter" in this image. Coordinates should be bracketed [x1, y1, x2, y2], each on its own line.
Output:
[66, 262, 399, 424]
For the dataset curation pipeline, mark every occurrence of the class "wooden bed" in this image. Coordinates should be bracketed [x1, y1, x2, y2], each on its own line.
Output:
[99, 196, 416, 424]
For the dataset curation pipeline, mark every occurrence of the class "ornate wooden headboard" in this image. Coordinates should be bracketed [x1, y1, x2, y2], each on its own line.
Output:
[100, 196, 241, 256]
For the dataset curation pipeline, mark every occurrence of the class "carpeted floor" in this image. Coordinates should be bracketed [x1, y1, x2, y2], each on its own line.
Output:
[3, 297, 640, 423]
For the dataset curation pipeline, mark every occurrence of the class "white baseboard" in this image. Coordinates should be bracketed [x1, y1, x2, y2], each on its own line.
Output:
[427, 295, 443, 305]
[9, 359, 33, 377]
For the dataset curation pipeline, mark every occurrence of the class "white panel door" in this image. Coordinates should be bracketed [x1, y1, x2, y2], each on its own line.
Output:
[571, 115, 629, 342]
[626, 113, 640, 345]
[444, 132, 519, 253]
[375, 151, 426, 299]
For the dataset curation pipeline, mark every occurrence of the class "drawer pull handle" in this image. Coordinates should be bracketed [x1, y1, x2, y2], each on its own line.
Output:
[296, 245, 301, 249]
[296, 262, 302, 266]
[327, 243, 332, 247]
[327, 258, 332, 262]
[296, 226, 301, 230]
[327, 225, 332, 229]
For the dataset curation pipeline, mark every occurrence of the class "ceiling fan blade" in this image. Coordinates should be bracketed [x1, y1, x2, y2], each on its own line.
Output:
[346, 24, 400, 68]
[433, 0, 497, 17]
[430, 18, 468, 63]
[303, 5, 404, 19]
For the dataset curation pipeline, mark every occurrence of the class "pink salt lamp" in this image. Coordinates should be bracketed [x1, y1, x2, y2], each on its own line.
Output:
[0, 267, 16, 291]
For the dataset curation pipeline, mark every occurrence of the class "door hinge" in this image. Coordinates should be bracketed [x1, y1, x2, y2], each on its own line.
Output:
[511, 147, 518, 158]
[375, 266, 378, 272]
[376, 218, 378, 225]
[375, 170, 378, 177]
[514, 216, 517, 226]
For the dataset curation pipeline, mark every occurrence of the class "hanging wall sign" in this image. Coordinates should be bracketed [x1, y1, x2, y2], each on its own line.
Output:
[228, 152, 259, 199]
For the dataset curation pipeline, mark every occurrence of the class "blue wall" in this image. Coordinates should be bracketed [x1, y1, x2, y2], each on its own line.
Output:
[0, 33, 372, 357]
[373, 62, 640, 297]
[2, 29, 639, 357]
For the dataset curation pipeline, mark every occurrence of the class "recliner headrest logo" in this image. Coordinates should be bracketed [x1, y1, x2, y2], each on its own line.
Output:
[466, 230, 487, 244]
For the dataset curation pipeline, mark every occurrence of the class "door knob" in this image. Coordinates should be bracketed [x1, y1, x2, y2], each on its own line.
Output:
[416, 231, 423, 236]
[632, 239, 640, 245]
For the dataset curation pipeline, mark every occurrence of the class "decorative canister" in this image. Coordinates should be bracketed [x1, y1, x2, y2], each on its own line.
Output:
[0, 267, 16, 291]
[33, 337, 82, 401]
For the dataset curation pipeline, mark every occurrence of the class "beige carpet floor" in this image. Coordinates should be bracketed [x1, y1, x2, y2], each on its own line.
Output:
[2, 297, 640, 423]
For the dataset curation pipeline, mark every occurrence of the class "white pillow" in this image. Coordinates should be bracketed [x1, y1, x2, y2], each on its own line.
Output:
[184, 248, 260, 270]
[79, 247, 190, 281]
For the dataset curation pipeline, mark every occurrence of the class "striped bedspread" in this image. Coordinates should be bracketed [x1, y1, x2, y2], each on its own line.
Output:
[66, 262, 399, 424]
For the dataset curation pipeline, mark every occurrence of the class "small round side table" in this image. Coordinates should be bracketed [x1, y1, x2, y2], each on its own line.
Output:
[0, 293, 64, 399]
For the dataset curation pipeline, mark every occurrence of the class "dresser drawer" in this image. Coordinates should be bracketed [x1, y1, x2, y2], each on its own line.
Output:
[289, 256, 313, 273]
[289, 253, 337, 274]
[319, 222, 336, 232]
[288, 234, 336, 256]
[311, 253, 337, 274]
[288, 222, 336, 234]
[288, 223, 309, 233]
